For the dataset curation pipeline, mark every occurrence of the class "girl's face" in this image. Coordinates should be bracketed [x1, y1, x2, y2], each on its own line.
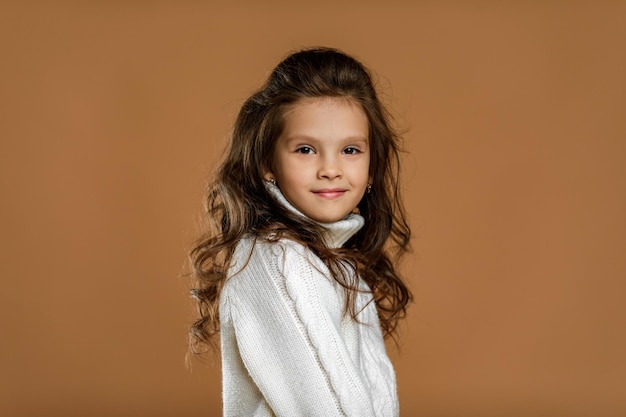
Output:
[266, 97, 370, 223]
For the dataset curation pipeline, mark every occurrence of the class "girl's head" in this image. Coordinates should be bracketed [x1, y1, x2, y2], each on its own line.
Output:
[219, 47, 406, 250]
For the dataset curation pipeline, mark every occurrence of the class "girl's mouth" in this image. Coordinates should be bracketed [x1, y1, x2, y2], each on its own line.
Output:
[313, 189, 346, 199]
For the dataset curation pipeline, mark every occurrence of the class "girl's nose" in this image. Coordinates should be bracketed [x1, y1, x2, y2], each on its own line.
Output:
[318, 157, 342, 180]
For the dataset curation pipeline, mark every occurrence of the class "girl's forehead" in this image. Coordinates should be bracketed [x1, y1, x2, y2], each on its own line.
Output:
[280, 98, 369, 139]
[284, 96, 363, 115]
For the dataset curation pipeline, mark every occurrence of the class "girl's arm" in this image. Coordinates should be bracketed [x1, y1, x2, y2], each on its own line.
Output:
[221, 239, 391, 417]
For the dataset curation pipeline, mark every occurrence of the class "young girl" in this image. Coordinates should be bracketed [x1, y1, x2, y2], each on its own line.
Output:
[189, 47, 411, 417]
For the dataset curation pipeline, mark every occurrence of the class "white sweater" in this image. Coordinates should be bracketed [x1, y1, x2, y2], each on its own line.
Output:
[219, 185, 399, 416]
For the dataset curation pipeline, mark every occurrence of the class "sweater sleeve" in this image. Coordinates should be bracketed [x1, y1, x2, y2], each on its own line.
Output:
[223, 239, 378, 417]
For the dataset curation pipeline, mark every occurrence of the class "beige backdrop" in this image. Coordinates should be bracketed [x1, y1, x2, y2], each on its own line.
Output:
[1, 2, 625, 416]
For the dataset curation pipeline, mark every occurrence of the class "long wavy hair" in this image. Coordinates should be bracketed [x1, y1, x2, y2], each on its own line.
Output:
[189, 47, 411, 354]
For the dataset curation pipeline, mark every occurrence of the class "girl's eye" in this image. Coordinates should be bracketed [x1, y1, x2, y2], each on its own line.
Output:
[295, 146, 314, 154]
[343, 147, 361, 155]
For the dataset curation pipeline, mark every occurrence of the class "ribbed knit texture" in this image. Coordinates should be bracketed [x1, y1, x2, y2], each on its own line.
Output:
[219, 185, 399, 416]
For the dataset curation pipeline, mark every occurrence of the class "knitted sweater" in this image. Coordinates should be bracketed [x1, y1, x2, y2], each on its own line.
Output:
[219, 185, 399, 416]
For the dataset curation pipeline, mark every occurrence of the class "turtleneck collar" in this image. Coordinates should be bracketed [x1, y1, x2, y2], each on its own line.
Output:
[265, 182, 364, 249]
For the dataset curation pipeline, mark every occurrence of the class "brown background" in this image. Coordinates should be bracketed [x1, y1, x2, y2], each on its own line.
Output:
[1, 1, 625, 416]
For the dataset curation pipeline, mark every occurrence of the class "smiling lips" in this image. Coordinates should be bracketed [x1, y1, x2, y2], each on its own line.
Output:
[312, 189, 347, 199]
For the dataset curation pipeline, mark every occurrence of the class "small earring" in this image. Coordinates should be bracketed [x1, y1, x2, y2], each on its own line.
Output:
[366, 183, 372, 194]
[268, 178, 276, 186]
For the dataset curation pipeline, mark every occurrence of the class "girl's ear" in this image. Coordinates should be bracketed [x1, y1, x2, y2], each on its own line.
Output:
[263, 172, 275, 182]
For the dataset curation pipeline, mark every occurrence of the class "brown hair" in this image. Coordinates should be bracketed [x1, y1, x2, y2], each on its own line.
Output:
[189, 47, 411, 353]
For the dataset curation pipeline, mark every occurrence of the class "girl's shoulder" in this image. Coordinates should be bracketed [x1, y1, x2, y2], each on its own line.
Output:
[223, 234, 344, 319]
[235, 233, 312, 258]
[228, 234, 327, 286]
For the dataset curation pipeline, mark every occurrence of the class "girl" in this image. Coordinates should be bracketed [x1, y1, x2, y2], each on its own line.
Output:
[189, 47, 411, 417]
